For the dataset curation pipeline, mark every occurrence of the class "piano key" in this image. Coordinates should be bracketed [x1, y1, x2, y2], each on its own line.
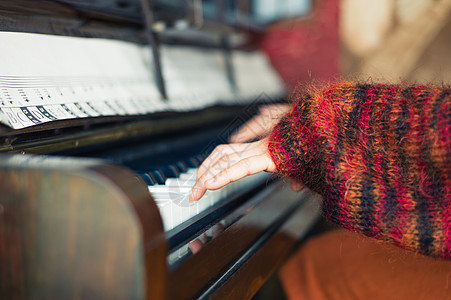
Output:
[155, 201, 173, 231]
[196, 154, 206, 163]
[154, 198, 185, 228]
[165, 177, 195, 188]
[155, 189, 186, 202]
[148, 185, 192, 193]
[184, 167, 197, 174]
[160, 165, 180, 178]
[170, 201, 183, 229]
[149, 182, 204, 228]
[169, 165, 181, 176]
[185, 157, 200, 168]
[176, 161, 188, 173]
[178, 172, 196, 181]
[148, 164, 270, 231]
[150, 170, 166, 184]
[145, 172, 159, 185]
[140, 173, 156, 185]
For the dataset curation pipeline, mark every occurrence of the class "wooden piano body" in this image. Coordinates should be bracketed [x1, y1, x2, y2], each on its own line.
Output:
[1, 155, 320, 299]
[0, 1, 321, 299]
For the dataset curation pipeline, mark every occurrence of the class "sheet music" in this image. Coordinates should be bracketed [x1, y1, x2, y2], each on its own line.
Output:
[0, 32, 285, 130]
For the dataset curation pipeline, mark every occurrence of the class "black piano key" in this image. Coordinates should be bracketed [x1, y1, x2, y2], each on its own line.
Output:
[145, 172, 158, 185]
[157, 165, 179, 179]
[167, 165, 181, 178]
[140, 173, 154, 185]
[151, 170, 166, 184]
[185, 157, 200, 168]
[139, 173, 152, 185]
[176, 161, 188, 173]
[196, 154, 206, 164]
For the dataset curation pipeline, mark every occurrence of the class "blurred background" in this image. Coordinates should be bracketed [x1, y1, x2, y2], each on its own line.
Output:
[256, 0, 451, 89]
[254, 1, 450, 297]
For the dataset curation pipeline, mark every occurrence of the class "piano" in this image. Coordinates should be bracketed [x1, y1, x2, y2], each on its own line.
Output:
[0, 1, 321, 299]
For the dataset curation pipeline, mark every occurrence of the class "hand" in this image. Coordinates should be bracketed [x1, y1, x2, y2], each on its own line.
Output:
[229, 104, 289, 143]
[232, 104, 304, 192]
[189, 138, 276, 201]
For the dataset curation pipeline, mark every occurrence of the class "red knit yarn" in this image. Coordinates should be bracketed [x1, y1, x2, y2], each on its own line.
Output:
[269, 82, 451, 259]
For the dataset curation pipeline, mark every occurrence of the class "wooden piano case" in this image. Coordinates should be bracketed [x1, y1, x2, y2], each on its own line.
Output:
[0, 1, 321, 299]
[0, 154, 320, 299]
[0, 157, 166, 299]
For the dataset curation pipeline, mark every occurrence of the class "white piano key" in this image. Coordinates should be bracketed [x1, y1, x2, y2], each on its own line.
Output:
[169, 201, 183, 228]
[156, 201, 173, 231]
[209, 189, 222, 206]
[165, 178, 195, 188]
[197, 192, 210, 214]
[148, 166, 270, 231]
[188, 200, 199, 219]
[149, 185, 192, 194]
[178, 173, 196, 181]
[150, 187, 196, 228]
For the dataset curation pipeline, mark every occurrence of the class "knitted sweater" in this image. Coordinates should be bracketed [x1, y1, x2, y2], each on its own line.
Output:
[268, 82, 450, 259]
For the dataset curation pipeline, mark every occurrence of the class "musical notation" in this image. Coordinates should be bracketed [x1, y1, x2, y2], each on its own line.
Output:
[0, 31, 284, 129]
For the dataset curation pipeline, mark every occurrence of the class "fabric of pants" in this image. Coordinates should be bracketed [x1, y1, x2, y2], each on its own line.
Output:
[279, 229, 451, 300]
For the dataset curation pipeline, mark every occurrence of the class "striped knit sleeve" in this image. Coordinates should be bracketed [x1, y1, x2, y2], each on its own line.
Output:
[268, 82, 451, 259]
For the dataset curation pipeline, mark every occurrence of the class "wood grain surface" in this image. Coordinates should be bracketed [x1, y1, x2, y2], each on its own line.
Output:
[0, 155, 166, 299]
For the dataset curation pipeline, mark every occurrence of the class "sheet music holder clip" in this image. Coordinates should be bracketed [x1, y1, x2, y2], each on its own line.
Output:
[215, 0, 237, 92]
[141, 0, 167, 100]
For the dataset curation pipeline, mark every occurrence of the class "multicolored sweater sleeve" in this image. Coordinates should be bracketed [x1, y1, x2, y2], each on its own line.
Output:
[268, 82, 450, 259]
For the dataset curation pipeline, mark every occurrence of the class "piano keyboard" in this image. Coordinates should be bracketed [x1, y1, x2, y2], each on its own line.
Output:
[141, 157, 269, 232]
[69, 109, 275, 244]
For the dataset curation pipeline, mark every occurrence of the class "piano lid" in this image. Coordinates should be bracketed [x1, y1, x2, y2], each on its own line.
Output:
[0, 0, 258, 42]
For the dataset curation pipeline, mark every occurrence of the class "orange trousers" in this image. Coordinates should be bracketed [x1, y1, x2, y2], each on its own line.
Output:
[279, 229, 451, 300]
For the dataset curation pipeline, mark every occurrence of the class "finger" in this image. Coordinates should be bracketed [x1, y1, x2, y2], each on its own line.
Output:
[191, 139, 272, 201]
[189, 183, 207, 202]
[197, 144, 250, 172]
[197, 146, 266, 183]
[259, 103, 290, 114]
[196, 143, 257, 180]
[229, 116, 269, 143]
[196, 139, 267, 182]
[289, 178, 305, 192]
[203, 154, 271, 190]
[229, 104, 289, 143]
[192, 145, 257, 202]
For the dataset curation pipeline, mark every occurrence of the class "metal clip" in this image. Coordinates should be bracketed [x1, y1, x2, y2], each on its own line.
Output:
[141, 0, 167, 100]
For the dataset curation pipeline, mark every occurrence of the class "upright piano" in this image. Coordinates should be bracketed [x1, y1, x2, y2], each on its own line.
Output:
[0, 1, 321, 299]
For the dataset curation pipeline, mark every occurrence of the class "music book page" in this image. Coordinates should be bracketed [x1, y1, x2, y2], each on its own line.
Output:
[0, 32, 285, 129]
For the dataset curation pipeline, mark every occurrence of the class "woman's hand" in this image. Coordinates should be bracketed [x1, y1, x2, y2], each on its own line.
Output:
[229, 104, 289, 143]
[189, 138, 276, 202]
[189, 103, 304, 202]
